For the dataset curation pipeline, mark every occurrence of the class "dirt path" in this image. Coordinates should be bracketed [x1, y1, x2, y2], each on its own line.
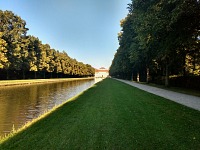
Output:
[116, 79, 200, 111]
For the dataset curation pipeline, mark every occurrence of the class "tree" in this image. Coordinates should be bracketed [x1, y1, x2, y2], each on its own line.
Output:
[110, 0, 200, 87]
[0, 10, 95, 79]
[0, 10, 28, 79]
[54, 51, 62, 77]
[0, 32, 9, 69]
[110, 15, 134, 80]
[27, 36, 39, 78]
[20, 36, 30, 79]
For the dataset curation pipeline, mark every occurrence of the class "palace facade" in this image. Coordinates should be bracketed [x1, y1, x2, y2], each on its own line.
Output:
[95, 67, 109, 78]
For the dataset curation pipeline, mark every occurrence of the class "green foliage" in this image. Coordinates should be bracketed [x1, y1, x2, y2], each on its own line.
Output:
[110, 0, 200, 85]
[0, 32, 9, 69]
[0, 10, 95, 79]
[109, 15, 134, 80]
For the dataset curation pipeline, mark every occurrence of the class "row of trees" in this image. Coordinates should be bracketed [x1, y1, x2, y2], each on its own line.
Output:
[0, 10, 95, 79]
[110, 0, 200, 87]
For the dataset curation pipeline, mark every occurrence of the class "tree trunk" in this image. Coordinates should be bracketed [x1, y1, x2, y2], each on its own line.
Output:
[193, 54, 196, 73]
[6, 69, 9, 80]
[165, 64, 169, 87]
[43, 71, 46, 79]
[137, 72, 140, 82]
[22, 70, 25, 79]
[146, 67, 150, 83]
[182, 52, 186, 76]
[131, 72, 133, 81]
[34, 71, 37, 79]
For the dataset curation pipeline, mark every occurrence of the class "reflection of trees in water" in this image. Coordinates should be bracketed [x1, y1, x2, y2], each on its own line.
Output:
[0, 79, 95, 136]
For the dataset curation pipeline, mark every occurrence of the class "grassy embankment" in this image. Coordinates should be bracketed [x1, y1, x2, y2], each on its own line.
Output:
[0, 78, 200, 149]
[0, 77, 94, 87]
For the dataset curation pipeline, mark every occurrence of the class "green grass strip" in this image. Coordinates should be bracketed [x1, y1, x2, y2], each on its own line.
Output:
[0, 77, 94, 87]
[0, 78, 200, 150]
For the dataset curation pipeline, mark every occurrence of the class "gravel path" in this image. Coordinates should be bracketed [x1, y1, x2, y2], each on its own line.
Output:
[116, 79, 200, 111]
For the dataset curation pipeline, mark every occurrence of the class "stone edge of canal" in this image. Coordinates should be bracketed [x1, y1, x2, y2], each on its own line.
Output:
[0, 77, 95, 88]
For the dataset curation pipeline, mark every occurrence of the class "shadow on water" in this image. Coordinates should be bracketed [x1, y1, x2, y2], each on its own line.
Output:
[0, 78, 102, 136]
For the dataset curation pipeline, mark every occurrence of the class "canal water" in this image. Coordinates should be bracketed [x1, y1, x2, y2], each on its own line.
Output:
[0, 78, 102, 136]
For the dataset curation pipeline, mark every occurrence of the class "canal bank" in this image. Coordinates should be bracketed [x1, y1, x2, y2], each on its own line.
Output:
[0, 78, 200, 149]
[0, 77, 95, 87]
[0, 78, 102, 137]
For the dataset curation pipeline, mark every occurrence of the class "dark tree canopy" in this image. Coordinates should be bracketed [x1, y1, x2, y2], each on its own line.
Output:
[109, 0, 200, 87]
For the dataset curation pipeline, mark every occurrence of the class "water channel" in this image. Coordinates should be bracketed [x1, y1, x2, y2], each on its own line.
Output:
[0, 78, 102, 136]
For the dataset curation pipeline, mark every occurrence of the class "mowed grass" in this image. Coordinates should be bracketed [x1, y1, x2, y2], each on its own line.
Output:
[0, 78, 200, 149]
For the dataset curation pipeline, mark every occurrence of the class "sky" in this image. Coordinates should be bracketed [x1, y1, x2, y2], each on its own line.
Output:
[0, 0, 131, 69]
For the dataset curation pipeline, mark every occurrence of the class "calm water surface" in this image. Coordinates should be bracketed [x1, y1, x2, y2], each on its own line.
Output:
[0, 78, 102, 136]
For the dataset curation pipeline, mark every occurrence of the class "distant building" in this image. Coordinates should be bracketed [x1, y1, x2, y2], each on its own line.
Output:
[95, 67, 109, 78]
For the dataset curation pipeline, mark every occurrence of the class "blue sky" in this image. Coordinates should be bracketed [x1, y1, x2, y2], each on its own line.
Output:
[0, 0, 130, 69]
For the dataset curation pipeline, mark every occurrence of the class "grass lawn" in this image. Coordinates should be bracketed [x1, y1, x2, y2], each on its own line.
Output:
[0, 78, 200, 149]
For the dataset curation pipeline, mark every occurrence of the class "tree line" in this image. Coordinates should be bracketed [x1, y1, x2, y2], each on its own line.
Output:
[0, 10, 95, 79]
[109, 0, 200, 88]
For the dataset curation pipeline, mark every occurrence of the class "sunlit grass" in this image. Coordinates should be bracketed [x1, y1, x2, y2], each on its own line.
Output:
[0, 77, 94, 86]
[0, 78, 200, 149]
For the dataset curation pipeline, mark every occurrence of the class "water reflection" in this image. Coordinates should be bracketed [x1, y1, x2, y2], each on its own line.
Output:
[0, 78, 102, 136]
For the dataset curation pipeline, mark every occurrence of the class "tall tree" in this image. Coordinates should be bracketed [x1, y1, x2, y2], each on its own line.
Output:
[110, 0, 200, 86]
[0, 10, 95, 79]
[0, 32, 9, 69]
